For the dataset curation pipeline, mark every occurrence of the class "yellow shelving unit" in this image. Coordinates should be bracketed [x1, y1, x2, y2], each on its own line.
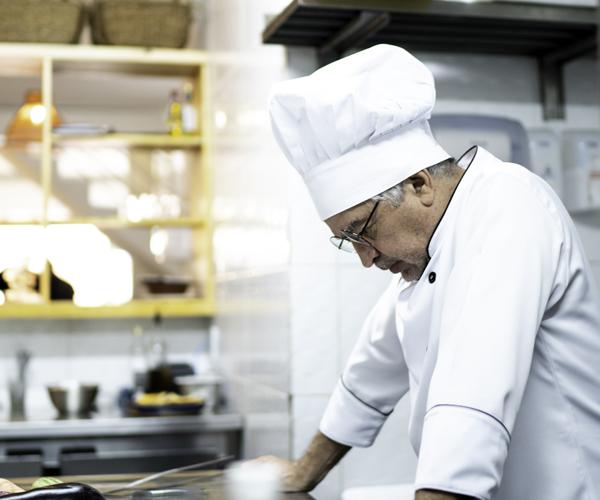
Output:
[0, 44, 215, 318]
[52, 133, 204, 148]
[0, 218, 208, 228]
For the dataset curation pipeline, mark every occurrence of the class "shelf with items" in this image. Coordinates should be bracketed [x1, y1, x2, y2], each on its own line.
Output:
[0, 44, 214, 318]
[0, 224, 214, 316]
[0, 218, 208, 228]
[49, 145, 204, 221]
[0, 298, 216, 319]
[0, 44, 209, 78]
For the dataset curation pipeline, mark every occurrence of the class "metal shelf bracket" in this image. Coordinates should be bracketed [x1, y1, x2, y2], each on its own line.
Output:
[539, 58, 565, 121]
[539, 34, 596, 120]
[318, 10, 390, 66]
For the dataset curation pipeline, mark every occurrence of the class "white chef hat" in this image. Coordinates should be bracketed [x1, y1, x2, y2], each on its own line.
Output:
[268, 44, 450, 220]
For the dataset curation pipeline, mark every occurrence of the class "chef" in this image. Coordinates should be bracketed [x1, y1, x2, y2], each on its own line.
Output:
[257, 44, 600, 500]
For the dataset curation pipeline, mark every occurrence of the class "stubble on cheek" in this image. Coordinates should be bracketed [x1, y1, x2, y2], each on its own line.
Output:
[401, 253, 430, 282]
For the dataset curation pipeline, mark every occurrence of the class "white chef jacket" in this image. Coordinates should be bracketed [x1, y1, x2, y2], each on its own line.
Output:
[320, 146, 600, 500]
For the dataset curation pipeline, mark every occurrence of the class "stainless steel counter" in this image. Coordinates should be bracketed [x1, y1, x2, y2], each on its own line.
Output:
[0, 413, 243, 439]
[0, 413, 243, 477]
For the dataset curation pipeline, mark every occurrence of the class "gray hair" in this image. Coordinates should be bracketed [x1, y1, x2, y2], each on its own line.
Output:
[371, 157, 458, 207]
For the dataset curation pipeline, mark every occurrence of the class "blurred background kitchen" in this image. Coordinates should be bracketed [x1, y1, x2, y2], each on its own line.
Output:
[0, 0, 599, 498]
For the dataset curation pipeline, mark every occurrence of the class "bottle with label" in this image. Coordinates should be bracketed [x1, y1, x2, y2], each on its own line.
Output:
[181, 82, 198, 134]
[166, 90, 183, 136]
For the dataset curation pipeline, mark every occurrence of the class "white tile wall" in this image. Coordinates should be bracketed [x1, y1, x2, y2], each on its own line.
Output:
[288, 173, 337, 267]
[244, 409, 290, 459]
[0, 318, 209, 419]
[207, 0, 295, 462]
[209, 3, 600, 500]
[290, 265, 338, 396]
[341, 397, 416, 490]
[291, 395, 330, 458]
[337, 266, 392, 369]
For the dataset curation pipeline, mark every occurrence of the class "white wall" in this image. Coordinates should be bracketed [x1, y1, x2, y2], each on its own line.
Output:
[211, 3, 600, 500]
[205, 0, 294, 460]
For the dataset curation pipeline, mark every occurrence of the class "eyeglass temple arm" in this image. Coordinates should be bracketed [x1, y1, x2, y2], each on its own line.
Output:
[359, 201, 379, 237]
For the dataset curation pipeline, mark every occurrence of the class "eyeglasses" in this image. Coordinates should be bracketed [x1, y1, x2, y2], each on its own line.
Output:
[329, 201, 380, 253]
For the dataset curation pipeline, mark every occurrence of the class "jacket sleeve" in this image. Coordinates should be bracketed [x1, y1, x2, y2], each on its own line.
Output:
[414, 172, 562, 499]
[319, 278, 411, 447]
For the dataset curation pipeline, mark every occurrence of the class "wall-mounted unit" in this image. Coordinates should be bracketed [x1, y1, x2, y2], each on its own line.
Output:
[430, 114, 530, 167]
[562, 129, 600, 213]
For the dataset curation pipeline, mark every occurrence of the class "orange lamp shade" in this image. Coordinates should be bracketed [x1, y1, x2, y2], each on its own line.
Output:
[6, 90, 62, 142]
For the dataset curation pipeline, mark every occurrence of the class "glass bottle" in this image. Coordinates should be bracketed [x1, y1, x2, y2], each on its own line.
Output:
[166, 90, 183, 136]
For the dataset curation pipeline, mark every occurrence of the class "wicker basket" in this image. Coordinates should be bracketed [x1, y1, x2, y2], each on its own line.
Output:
[0, 0, 84, 44]
[90, 0, 191, 48]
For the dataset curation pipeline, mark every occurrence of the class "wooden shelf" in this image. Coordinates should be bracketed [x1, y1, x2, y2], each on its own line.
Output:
[53, 133, 204, 148]
[0, 298, 216, 319]
[0, 44, 209, 77]
[0, 43, 216, 319]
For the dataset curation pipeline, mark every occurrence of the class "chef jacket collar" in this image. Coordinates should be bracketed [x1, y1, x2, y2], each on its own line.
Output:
[426, 145, 483, 259]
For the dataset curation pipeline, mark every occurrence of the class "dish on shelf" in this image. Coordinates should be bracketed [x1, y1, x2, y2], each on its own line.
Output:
[129, 391, 205, 416]
[53, 123, 113, 135]
[142, 276, 191, 295]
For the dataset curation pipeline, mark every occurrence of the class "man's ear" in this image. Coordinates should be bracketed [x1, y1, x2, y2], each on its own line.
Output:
[406, 171, 434, 206]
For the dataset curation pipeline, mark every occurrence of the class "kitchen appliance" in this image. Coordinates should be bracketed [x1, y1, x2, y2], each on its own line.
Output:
[562, 130, 600, 212]
[430, 114, 531, 167]
[0, 414, 242, 477]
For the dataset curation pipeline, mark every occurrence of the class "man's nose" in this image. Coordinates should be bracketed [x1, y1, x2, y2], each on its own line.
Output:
[356, 244, 379, 268]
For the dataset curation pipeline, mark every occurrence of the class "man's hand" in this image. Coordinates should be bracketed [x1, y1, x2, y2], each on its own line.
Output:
[248, 431, 351, 492]
[249, 456, 310, 492]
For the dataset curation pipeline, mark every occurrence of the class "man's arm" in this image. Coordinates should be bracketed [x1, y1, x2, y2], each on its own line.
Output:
[253, 431, 350, 492]
[416, 489, 476, 500]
